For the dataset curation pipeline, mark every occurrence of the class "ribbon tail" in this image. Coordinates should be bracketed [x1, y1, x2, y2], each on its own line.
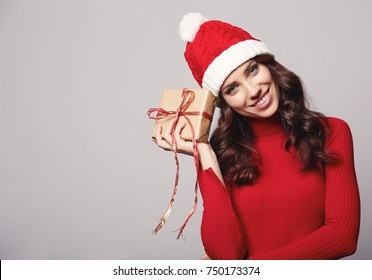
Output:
[152, 198, 175, 234]
[152, 118, 181, 235]
[175, 116, 200, 239]
[175, 180, 198, 239]
[152, 167, 179, 234]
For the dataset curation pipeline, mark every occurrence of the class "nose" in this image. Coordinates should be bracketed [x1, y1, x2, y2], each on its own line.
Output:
[242, 81, 261, 101]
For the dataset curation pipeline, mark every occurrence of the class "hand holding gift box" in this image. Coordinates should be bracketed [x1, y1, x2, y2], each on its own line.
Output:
[147, 88, 217, 238]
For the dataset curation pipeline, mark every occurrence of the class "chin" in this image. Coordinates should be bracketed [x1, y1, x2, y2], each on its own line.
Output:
[255, 109, 278, 119]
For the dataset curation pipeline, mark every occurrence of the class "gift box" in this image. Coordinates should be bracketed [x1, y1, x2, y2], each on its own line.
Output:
[149, 88, 217, 143]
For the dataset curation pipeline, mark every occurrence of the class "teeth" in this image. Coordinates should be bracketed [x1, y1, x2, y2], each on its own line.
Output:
[256, 93, 268, 106]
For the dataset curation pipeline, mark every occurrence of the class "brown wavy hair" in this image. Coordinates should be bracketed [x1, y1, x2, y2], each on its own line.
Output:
[210, 54, 337, 186]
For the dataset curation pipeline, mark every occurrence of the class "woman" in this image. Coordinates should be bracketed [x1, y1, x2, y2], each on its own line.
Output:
[153, 13, 360, 260]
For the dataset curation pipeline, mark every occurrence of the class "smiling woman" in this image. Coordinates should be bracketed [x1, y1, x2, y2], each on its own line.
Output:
[152, 13, 360, 260]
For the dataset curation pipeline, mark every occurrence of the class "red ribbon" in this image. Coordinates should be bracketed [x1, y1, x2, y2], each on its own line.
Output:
[147, 89, 212, 239]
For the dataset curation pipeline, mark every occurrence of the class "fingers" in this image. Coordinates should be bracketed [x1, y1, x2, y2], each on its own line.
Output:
[173, 121, 187, 144]
[162, 122, 175, 146]
[153, 124, 172, 151]
[171, 121, 193, 155]
[152, 121, 193, 155]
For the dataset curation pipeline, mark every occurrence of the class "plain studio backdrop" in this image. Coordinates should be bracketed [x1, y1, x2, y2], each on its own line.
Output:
[0, 0, 371, 260]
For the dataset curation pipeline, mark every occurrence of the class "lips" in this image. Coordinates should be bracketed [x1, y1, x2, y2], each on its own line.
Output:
[255, 92, 269, 106]
[250, 89, 270, 107]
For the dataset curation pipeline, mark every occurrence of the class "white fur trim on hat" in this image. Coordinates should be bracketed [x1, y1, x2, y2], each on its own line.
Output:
[179, 13, 208, 42]
[202, 40, 273, 96]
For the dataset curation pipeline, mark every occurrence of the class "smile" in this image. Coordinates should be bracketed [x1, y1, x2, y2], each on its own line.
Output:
[250, 90, 271, 109]
[255, 92, 269, 106]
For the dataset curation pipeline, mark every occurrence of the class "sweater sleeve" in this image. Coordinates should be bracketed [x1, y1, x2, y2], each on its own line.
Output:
[198, 168, 247, 260]
[249, 118, 360, 260]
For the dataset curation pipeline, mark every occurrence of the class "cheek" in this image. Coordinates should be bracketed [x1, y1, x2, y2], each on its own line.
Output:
[262, 67, 274, 82]
[224, 96, 244, 109]
[273, 84, 280, 101]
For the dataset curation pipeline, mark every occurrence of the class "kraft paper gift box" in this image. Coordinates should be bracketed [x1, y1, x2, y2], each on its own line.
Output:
[149, 88, 217, 143]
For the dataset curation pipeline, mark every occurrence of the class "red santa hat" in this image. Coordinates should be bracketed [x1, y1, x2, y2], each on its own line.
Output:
[180, 13, 274, 96]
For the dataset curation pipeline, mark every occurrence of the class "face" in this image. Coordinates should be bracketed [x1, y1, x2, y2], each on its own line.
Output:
[220, 59, 280, 119]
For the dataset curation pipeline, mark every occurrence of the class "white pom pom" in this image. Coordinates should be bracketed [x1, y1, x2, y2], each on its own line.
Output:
[179, 13, 208, 42]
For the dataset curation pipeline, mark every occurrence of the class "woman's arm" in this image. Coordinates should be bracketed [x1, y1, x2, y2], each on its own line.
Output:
[198, 167, 247, 259]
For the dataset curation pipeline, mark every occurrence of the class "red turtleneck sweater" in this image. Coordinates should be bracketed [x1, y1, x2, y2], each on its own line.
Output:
[198, 117, 360, 259]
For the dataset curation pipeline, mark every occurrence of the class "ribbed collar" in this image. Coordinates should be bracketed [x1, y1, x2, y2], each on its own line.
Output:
[247, 115, 283, 142]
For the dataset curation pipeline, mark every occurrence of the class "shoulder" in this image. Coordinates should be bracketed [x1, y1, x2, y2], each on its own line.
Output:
[322, 117, 353, 147]
[324, 117, 352, 134]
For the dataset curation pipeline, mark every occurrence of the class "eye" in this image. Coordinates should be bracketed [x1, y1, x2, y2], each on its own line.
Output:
[247, 63, 259, 75]
[224, 84, 238, 95]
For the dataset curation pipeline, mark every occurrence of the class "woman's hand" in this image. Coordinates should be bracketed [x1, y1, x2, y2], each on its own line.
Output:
[153, 122, 194, 156]
[152, 121, 225, 185]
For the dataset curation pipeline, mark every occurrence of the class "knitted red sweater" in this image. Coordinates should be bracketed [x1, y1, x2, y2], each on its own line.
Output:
[198, 117, 360, 260]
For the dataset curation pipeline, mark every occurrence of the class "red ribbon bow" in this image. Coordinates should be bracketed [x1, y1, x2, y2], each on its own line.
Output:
[147, 89, 212, 239]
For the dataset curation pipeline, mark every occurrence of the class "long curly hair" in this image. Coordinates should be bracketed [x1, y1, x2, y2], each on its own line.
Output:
[209, 54, 337, 186]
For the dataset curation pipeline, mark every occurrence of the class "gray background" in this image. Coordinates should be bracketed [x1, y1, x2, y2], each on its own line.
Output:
[0, 0, 371, 259]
